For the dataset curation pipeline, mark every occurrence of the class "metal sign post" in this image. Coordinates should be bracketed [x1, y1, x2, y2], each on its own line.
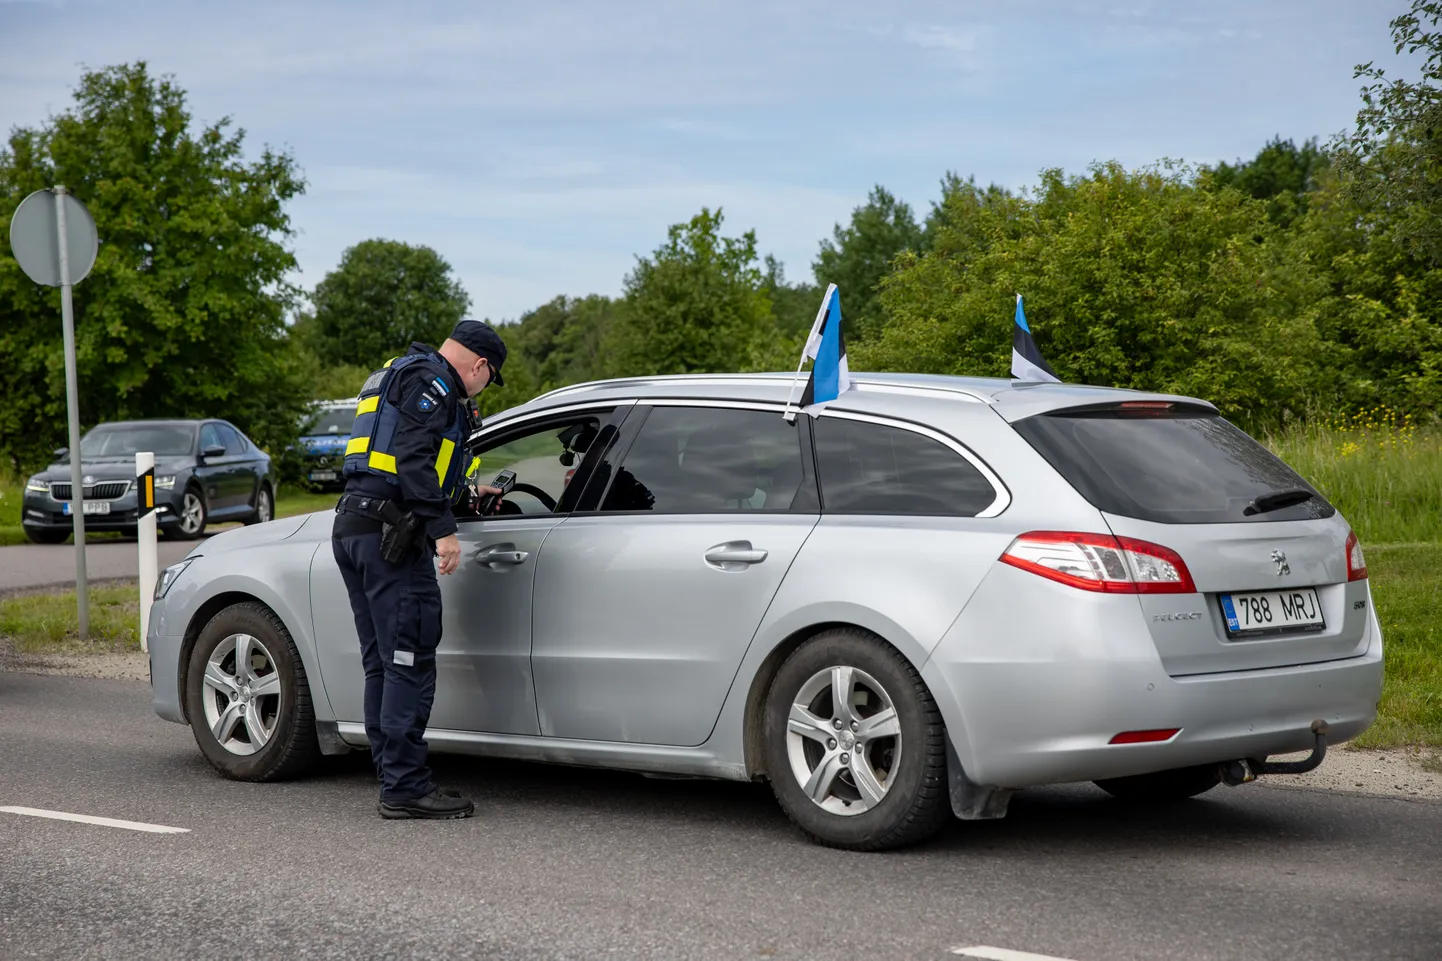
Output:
[55, 189, 89, 637]
[136, 451, 157, 652]
[8, 186, 99, 638]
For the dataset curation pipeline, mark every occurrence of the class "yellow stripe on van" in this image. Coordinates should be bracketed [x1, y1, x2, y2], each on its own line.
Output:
[367, 451, 397, 474]
[435, 438, 455, 486]
[355, 396, 379, 415]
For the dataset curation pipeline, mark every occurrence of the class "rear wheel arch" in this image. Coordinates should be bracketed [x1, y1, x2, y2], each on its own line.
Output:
[742, 621, 932, 780]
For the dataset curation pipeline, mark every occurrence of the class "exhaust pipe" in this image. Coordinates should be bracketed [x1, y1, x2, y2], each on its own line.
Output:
[1218, 719, 1330, 786]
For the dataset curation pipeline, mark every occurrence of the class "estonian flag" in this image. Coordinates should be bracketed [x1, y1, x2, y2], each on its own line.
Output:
[798, 283, 851, 410]
[1011, 294, 1060, 383]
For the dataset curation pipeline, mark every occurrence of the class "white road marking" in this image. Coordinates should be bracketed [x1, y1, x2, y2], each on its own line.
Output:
[0, 806, 189, 834]
[951, 947, 1079, 961]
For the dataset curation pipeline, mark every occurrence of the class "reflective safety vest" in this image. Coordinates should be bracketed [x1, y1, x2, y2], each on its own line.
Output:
[342, 352, 476, 499]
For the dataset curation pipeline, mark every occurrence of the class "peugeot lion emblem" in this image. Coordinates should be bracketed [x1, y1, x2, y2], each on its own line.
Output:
[1271, 550, 1290, 577]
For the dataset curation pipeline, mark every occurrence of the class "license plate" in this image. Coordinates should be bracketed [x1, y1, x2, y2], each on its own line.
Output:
[62, 501, 111, 516]
[309, 471, 337, 481]
[1220, 588, 1324, 636]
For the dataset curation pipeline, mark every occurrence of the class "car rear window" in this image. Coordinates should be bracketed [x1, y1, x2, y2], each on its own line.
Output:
[1011, 406, 1335, 524]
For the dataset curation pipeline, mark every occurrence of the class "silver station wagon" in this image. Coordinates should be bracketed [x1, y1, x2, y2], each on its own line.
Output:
[148, 373, 1384, 850]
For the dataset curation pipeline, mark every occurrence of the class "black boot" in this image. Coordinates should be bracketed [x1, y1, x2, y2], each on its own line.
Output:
[379, 789, 475, 820]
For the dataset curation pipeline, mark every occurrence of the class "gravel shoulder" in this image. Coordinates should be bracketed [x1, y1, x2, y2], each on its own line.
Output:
[4, 647, 1438, 802]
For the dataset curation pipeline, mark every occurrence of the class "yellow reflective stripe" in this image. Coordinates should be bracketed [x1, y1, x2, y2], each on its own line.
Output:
[435, 438, 455, 486]
[345, 436, 370, 456]
[355, 396, 379, 415]
[368, 451, 397, 474]
[383, 356, 397, 368]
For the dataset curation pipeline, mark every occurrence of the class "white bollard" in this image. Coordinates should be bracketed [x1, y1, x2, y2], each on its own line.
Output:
[136, 451, 158, 654]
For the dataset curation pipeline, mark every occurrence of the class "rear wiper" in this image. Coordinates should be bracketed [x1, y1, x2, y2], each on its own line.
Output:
[1243, 487, 1315, 516]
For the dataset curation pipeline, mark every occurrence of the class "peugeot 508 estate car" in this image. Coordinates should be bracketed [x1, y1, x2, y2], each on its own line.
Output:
[23, 418, 277, 543]
[146, 373, 1383, 850]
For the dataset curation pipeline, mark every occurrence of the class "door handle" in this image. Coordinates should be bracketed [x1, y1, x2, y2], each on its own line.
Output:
[473, 545, 529, 566]
[704, 542, 768, 570]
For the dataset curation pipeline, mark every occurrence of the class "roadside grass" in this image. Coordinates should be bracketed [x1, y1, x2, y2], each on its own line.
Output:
[1351, 544, 1442, 749]
[274, 487, 340, 518]
[0, 585, 138, 654]
[1266, 414, 1442, 545]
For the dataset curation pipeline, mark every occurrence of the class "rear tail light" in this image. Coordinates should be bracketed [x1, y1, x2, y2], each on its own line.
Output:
[1345, 530, 1367, 581]
[1000, 531, 1196, 594]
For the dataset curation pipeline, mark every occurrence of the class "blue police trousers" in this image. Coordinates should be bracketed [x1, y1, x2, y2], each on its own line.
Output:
[331, 530, 443, 803]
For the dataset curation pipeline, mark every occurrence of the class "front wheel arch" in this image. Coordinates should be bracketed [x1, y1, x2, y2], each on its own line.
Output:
[180, 591, 285, 725]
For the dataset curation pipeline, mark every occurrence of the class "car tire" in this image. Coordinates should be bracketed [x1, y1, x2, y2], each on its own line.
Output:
[24, 527, 70, 545]
[185, 601, 321, 782]
[245, 483, 274, 526]
[166, 485, 208, 540]
[763, 628, 951, 851]
[1093, 765, 1221, 802]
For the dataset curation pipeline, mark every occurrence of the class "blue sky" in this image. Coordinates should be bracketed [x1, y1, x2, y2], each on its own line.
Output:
[0, 0, 1415, 323]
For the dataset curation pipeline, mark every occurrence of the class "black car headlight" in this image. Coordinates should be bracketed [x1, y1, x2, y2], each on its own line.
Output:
[155, 474, 178, 490]
[26, 476, 47, 493]
[155, 557, 198, 600]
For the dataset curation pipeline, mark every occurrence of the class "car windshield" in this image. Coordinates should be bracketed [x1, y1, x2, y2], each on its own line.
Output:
[304, 408, 355, 435]
[79, 424, 196, 458]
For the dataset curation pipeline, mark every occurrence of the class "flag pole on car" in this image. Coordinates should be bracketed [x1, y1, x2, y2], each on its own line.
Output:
[784, 283, 853, 422]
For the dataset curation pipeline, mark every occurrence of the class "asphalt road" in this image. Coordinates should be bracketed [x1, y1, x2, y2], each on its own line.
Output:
[2, 672, 1440, 961]
[0, 538, 201, 592]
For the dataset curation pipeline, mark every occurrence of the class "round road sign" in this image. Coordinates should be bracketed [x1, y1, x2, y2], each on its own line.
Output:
[8, 188, 99, 287]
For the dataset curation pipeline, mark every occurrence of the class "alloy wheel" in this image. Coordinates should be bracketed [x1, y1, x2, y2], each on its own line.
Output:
[180, 492, 205, 535]
[201, 633, 282, 756]
[785, 665, 902, 816]
[257, 488, 273, 523]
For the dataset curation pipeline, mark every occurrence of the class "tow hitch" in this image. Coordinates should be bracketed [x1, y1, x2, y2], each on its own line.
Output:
[1219, 719, 1330, 786]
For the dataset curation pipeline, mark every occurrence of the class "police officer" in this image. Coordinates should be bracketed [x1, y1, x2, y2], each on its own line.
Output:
[332, 319, 508, 820]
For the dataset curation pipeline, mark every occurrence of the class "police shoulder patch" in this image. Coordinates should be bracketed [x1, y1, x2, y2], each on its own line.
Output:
[417, 392, 437, 412]
[430, 376, 450, 397]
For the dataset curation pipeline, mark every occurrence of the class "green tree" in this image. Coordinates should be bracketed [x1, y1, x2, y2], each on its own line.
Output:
[506, 294, 618, 391]
[762, 254, 820, 341]
[0, 62, 309, 468]
[1294, 167, 1442, 416]
[308, 239, 470, 367]
[606, 207, 780, 377]
[1210, 136, 1329, 227]
[866, 161, 1325, 425]
[1337, 0, 1442, 264]
[812, 185, 923, 343]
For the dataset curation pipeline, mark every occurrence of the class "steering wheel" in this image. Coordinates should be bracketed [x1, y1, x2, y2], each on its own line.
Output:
[504, 482, 557, 513]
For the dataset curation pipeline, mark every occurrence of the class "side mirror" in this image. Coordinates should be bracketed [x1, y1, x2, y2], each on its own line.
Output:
[201, 445, 227, 460]
[53, 447, 69, 461]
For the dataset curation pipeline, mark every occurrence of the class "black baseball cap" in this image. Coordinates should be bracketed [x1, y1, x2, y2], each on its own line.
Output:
[449, 319, 507, 386]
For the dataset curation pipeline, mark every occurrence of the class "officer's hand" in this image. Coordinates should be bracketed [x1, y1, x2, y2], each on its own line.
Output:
[477, 485, 506, 514]
[435, 534, 461, 575]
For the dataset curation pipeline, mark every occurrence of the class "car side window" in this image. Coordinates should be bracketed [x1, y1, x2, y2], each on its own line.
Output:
[469, 412, 612, 516]
[813, 416, 997, 516]
[199, 423, 224, 453]
[218, 424, 247, 455]
[598, 406, 813, 514]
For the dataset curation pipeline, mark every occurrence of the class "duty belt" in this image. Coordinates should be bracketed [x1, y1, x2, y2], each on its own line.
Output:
[335, 493, 405, 525]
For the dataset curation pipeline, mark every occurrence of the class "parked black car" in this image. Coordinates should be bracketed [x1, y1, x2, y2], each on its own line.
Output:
[21, 419, 277, 544]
